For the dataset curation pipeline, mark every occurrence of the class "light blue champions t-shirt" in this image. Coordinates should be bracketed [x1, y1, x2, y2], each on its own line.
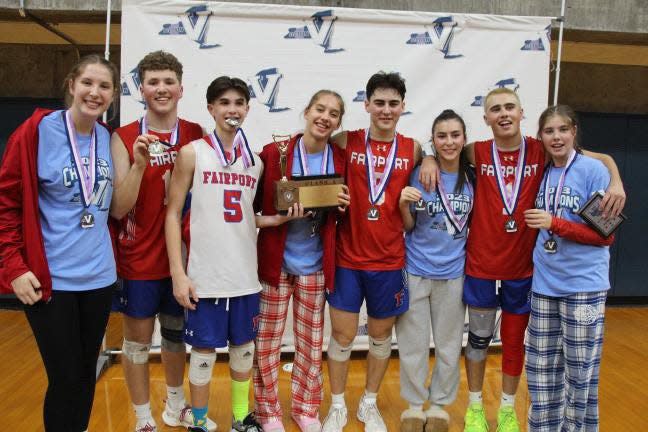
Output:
[37, 111, 116, 291]
[532, 154, 610, 297]
[282, 145, 335, 276]
[405, 166, 473, 279]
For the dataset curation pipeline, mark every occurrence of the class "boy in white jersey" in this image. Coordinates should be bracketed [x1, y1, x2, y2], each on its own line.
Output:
[165, 76, 264, 432]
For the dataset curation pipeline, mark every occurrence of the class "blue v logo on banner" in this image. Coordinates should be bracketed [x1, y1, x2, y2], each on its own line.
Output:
[406, 16, 463, 59]
[284, 9, 344, 54]
[248, 68, 291, 113]
[121, 68, 145, 105]
[159, 4, 220, 49]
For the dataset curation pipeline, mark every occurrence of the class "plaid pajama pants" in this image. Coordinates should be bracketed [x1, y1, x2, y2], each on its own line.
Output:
[253, 271, 326, 422]
[526, 290, 607, 432]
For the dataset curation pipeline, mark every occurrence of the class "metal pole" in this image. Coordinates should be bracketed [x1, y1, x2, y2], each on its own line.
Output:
[103, 0, 112, 123]
[553, 0, 567, 105]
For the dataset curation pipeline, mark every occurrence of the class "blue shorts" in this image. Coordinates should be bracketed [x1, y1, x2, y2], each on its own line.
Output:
[463, 275, 531, 314]
[327, 267, 409, 319]
[184, 293, 260, 349]
[112, 278, 183, 318]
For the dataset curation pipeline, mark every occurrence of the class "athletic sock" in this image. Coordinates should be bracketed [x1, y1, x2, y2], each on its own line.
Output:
[469, 391, 483, 405]
[166, 385, 186, 411]
[331, 392, 346, 408]
[362, 390, 378, 405]
[192, 406, 208, 426]
[501, 392, 515, 407]
[426, 404, 444, 416]
[231, 378, 250, 422]
[134, 402, 154, 425]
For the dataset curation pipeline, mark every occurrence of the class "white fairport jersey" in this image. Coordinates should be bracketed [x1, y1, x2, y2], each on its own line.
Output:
[186, 137, 263, 298]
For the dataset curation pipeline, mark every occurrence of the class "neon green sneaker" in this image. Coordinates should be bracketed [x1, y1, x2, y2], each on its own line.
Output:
[496, 406, 520, 432]
[464, 403, 488, 432]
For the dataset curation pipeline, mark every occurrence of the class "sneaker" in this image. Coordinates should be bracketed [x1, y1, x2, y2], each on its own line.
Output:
[496, 406, 520, 432]
[261, 418, 286, 432]
[464, 403, 488, 432]
[292, 414, 322, 432]
[400, 408, 425, 432]
[322, 405, 348, 432]
[188, 427, 209, 432]
[135, 421, 157, 432]
[357, 398, 387, 432]
[162, 405, 217, 431]
[232, 412, 263, 432]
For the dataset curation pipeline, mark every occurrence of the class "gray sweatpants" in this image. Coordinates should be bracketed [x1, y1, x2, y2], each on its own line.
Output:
[395, 274, 465, 406]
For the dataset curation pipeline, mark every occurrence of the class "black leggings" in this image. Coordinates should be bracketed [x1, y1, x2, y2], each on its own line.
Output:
[25, 285, 114, 432]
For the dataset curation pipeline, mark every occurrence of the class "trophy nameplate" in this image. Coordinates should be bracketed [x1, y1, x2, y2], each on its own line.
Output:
[577, 191, 627, 238]
[275, 174, 345, 211]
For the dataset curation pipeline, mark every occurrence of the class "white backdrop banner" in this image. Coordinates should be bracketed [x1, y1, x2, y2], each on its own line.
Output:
[121, 0, 549, 352]
[121, 1, 551, 148]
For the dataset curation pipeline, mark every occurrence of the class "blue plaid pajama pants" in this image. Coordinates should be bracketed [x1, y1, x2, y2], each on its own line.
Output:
[525, 291, 607, 432]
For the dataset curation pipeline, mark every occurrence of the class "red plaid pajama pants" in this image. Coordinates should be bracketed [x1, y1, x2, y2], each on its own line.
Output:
[253, 270, 326, 422]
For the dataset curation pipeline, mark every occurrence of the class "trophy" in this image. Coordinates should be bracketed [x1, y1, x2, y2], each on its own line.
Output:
[272, 134, 345, 211]
[577, 191, 627, 237]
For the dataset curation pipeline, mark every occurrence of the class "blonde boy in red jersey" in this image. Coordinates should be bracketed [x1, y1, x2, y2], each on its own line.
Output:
[110, 51, 213, 432]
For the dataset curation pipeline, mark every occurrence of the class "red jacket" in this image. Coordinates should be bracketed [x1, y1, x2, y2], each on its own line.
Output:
[255, 135, 345, 292]
[0, 109, 55, 300]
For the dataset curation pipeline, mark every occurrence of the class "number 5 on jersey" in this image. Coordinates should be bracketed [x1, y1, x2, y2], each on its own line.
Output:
[224, 189, 243, 222]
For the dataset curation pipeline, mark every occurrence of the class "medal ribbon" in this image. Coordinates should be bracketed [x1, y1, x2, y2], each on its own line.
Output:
[63, 110, 97, 209]
[207, 128, 255, 168]
[437, 173, 474, 234]
[365, 129, 398, 206]
[543, 150, 578, 217]
[297, 137, 331, 176]
[491, 137, 527, 217]
[139, 116, 179, 147]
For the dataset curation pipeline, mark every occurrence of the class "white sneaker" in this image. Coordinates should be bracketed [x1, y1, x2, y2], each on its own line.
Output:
[357, 398, 387, 432]
[322, 405, 348, 432]
[162, 404, 217, 431]
[135, 420, 157, 432]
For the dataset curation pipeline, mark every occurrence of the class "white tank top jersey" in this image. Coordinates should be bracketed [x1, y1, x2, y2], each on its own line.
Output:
[186, 137, 263, 298]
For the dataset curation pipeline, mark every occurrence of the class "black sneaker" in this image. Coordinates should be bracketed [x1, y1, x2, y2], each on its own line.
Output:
[231, 412, 263, 432]
[188, 425, 209, 432]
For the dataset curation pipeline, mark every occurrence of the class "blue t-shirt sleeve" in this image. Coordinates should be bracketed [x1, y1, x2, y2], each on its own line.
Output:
[587, 159, 611, 198]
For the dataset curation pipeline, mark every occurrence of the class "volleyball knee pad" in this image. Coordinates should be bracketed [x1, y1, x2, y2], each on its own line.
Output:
[500, 311, 529, 376]
[122, 339, 151, 365]
[159, 313, 185, 353]
[327, 336, 353, 362]
[465, 308, 496, 362]
[229, 342, 255, 373]
[189, 350, 216, 386]
[368, 335, 392, 360]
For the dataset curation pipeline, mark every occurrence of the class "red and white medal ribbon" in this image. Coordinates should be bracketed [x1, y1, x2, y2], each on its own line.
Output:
[64, 110, 96, 208]
[437, 173, 474, 234]
[491, 137, 526, 218]
[297, 137, 331, 175]
[207, 128, 255, 168]
[139, 116, 179, 146]
[365, 129, 397, 206]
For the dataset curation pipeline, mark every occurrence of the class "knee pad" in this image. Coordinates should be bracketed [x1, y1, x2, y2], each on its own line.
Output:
[327, 336, 353, 362]
[228, 342, 255, 373]
[122, 339, 151, 365]
[465, 308, 496, 362]
[159, 313, 186, 353]
[500, 311, 529, 376]
[368, 335, 392, 360]
[189, 350, 216, 386]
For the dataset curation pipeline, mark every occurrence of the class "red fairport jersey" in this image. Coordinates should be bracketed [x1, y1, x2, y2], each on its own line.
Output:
[466, 136, 546, 280]
[336, 129, 415, 270]
[113, 118, 203, 280]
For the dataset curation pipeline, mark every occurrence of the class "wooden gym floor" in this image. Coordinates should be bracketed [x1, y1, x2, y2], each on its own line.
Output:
[0, 307, 646, 431]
